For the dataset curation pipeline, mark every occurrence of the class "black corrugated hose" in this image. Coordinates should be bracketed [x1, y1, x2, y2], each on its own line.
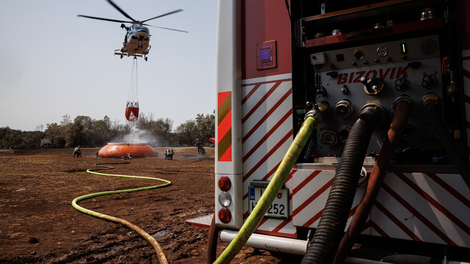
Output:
[301, 104, 386, 264]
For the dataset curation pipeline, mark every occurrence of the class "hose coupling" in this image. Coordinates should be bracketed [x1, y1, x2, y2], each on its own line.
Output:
[360, 103, 388, 129]
[421, 92, 441, 112]
[392, 94, 411, 112]
[305, 101, 328, 129]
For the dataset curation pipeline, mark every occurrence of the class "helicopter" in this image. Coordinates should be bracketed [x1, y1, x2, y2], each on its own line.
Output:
[78, 0, 187, 61]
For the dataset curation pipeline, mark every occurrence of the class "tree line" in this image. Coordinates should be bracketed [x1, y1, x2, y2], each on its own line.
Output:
[0, 112, 215, 149]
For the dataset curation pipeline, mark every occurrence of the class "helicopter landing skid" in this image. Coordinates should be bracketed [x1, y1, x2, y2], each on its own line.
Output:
[114, 50, 148, 61]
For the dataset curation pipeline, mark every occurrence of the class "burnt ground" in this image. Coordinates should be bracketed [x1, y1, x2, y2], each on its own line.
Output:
[0, 147, 300, 263]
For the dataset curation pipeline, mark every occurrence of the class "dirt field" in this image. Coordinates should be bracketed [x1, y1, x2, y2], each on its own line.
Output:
[0, 147, 299, 263]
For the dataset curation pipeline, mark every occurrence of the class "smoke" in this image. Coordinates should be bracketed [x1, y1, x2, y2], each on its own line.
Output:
[110, 126, 158, 144]
[123, 126, 156, 143]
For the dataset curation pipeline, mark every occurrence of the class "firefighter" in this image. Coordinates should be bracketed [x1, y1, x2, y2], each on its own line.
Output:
[196, 139, 203, 154]
[165, 149, 174, 160]
[122, 153, 132, 160]
[73, 146, 81, 157]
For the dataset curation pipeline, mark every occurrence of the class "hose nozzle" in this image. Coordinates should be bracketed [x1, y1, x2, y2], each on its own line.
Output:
[305, 101, 328, 129]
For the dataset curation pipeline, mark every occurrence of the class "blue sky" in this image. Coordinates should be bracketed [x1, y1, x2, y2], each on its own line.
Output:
[0, 0, 218, 131]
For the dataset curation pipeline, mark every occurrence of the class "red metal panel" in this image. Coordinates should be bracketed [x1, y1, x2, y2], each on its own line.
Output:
[242, 0, 291, 79]
[459, 0, 470, 50]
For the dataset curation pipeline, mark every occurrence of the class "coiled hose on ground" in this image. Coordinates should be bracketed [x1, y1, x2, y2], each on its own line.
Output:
[213, 113, 322, 264]
[333, 98, 411, 264]
[301, 104, 386, 264]
[72, 161, 171, 264]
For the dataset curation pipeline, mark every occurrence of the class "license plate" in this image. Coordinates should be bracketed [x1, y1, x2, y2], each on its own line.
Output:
[248, 186, 289, 219]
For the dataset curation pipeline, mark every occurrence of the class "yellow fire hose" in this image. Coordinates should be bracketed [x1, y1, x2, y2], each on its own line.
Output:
[72, 161, 171, 264]
[214, 116, 319, 264]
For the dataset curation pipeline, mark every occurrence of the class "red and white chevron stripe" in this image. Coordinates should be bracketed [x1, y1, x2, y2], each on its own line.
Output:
[241, 73, 296, 237]
[292, 169, 470, 247]
[292, 169, 365, 229]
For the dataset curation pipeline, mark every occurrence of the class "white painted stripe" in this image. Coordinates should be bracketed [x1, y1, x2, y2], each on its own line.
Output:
[369, 206, 414, 241]
[257, 218, 296, 234]
[242, 73, 292, 85]
[242, 138, 292, 193]
[242, 99, 292, 157]
[375, 179, 432, 242]
[403, 173, 470, 245]
[289, 169, 470, 246]
[462, 49, 470, 57]
[241, 82, 276, 107]
[242, 82, 292, 135]
[376, 173, 470, 246]
[421, 173, 470, 216]
[241, 77, 295, 237]
[462, 60, 470, 76]
[241, 84, 257, 98]
[292, 170, 332, 227]
[242, 79, 292, 184]
[292, 169, 365, 228]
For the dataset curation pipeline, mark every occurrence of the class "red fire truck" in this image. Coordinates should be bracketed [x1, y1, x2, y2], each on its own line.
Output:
[187, 0, 470, 263]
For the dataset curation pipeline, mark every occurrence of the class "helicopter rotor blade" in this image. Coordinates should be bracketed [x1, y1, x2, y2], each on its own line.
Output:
[142, 9, 183, 23]
[77, 15, 132, 24]
[106, 0, 136, 22]
[143, 24, 188, 33]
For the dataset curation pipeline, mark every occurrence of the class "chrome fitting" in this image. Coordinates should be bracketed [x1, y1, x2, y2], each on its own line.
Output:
[305, 102, 328, 129]
[360, 103, 389, 129]
[392, 94, 411, 112]
[420, 92, 441, 112]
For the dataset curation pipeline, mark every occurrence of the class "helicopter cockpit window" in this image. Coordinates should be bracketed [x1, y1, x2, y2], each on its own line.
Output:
[132, 24, 149, 33]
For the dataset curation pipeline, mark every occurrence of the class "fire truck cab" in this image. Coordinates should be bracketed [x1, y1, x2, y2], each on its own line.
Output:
[187, 0, 470, 262]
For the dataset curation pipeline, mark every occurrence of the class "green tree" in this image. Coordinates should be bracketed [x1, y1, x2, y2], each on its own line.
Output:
[1, 132, 23, 148]
[150, 118, 173, 145]
[73, 116, 94, 145]
[137, 112, 154, 130]
[23, 132, 41, 149]
[195, 111, 215, 143]
[65, 117, 86, 147]
[175, 120, 198, 146]
[44, 123, 63, 139]
[0, 127, 12, 144]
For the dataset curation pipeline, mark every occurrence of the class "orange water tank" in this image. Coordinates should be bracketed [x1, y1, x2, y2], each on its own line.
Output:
[98, 143, 156, 158]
